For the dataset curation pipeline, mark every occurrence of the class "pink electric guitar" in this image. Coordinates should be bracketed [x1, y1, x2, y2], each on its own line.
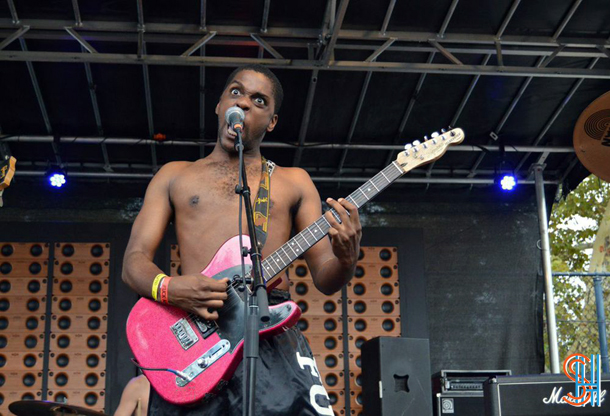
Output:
[126, 128, 465, 405]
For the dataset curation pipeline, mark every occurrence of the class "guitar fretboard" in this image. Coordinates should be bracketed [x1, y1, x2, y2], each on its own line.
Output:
[253, 161, 405, 282]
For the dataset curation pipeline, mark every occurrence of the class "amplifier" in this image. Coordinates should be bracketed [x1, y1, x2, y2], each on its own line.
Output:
[434, 392, 484, 416]
[433, 370, 512, 394]
[484, 374, 610, 415]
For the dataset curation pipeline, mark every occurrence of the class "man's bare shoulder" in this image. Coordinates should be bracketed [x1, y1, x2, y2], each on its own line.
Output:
[273, 165, 313, 186]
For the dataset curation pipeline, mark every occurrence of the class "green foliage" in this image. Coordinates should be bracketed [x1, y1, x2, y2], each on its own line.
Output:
[546, 175, 610, 367]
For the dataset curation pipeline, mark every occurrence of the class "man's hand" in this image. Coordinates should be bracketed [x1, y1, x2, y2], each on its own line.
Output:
[167, 275, 229, 320]
[324, 197, 362, 269]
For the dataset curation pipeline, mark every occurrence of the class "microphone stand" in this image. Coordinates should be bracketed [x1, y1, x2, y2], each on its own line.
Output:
[233, 127, 270, 416]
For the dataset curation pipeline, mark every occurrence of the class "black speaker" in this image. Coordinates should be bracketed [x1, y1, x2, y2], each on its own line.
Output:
[361, 336, 433, 416]
[485, 374, 610, 415]
[435, 392, 484, 416]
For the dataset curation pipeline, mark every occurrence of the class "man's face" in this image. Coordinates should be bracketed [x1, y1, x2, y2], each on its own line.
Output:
[215, 70, 278, 153]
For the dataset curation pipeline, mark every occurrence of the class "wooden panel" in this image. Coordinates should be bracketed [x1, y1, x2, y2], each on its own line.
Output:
[346, 316, 401, 338]
[50, 333, 107, 352]
[53, 260, 109, 279]
[348, 370, 362, 391]
[0, 370, 43, 389]
[288, 260, 311, 280]
[346, 298, 400, 316]
[0, 333, 44, 352]
[47, 370, 105, 390]
[294, 297, 341, 316]
[0, 315, 45, 333]
[346, 280, 399, 299]
[0, 243, 49, 260]
[46, 389, 105, 411]
[319, 370, 345, 390]
[170, 261, 181, 277]
[54, 243, 110, 260]
[347, 352, 362, 372]
[357, 246, 397, 264]
[304, 334, 343, 355]
[315, 352, 344, 372]
[52, 277, 108, 296]
[0, 261, 48, 278]
[0, 277, 47, 296]
[48, 351, 106, 371]
[352, 263, 398, 282]
[170, 245, 180, 261]
[51, 296, 108, 315]
[349, 391, 364, 414]
[327, 389, 346, 413]
[0, 390, 43, 413]
[346, 334, 369, 354]
[0, 296, 46, 314]
[296, 316, 342, 335]
[0, 351, 44, 371]
[50, 315, 107, 333]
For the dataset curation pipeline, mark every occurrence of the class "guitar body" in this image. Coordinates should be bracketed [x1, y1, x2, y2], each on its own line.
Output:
[126, 235, 301, 406]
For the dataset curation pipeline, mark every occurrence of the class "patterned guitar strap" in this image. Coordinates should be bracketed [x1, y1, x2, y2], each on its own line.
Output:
[253, 157, 275, 250]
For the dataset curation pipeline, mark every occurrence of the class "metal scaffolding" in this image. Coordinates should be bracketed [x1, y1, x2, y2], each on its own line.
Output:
[0, 0, 608, 185]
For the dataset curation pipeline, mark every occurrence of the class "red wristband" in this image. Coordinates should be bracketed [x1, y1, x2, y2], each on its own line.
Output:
[159, 276, 172, 304]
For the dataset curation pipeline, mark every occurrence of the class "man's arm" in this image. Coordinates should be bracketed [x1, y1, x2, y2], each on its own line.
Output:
[291, 169, 362, 295]
[113, 375, 149, 416]
[122, 162, 228, 320]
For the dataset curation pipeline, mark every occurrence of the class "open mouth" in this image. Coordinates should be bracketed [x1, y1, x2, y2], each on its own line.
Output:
[226, 124, 237, 138]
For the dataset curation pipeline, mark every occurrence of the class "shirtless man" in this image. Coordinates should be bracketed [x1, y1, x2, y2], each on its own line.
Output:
[122, 64, 362, 414]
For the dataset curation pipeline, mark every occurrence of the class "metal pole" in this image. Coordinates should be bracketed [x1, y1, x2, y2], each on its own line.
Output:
[593, 276, 610, 372]
[533, 164, 560, 373]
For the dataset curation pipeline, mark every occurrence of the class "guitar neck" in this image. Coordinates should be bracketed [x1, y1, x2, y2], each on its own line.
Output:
[260, 161, 405, 284]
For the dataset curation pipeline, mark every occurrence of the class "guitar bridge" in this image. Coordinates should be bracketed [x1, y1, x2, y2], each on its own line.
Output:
[176, 339, 231, 387]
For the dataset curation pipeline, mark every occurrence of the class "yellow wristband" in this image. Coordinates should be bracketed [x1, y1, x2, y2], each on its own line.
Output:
[151, 273, 167, 301]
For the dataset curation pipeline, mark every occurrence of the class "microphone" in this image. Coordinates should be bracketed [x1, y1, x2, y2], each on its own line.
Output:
[225, 106, 245, 132]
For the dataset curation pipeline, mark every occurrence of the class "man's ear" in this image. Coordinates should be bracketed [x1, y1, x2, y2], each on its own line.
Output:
[267, 114, 278, 133]
[215, 102, 219, 115]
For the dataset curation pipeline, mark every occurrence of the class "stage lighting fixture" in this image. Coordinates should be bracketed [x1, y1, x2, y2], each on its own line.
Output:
[47, 167, 67, 188]
[498, 173, 517, 191]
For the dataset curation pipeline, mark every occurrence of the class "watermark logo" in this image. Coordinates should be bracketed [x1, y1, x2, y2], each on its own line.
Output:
[563, 353, 602, 407]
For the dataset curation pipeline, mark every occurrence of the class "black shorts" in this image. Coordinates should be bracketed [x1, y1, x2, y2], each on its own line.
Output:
[148, 290, 334, 416]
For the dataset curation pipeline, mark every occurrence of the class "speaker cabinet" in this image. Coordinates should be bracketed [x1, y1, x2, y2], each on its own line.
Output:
[434, 392, 484, 416]
[361, 337, 432, 416]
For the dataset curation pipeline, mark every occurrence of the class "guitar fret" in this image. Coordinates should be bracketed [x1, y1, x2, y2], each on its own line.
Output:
[307, 227, 317, 242]
[292, 238, 305, 253]
[380, 171, 390, 182]
[392, 161, 404, 175]
[345, 196, 360, 208]
[280, 246, 293, 264]
[270, 255, 282, 270]
[370, 181, 380, 192]
[286, 242, 299, 258]
[359, 188, 370, 201]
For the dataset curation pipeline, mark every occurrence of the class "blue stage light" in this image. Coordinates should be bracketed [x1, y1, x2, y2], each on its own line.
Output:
[499, 174, 517, 191]
[47, 168, 67, 188]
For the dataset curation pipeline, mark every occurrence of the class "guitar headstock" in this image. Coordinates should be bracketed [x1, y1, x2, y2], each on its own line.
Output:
[395, 128, 464, 172]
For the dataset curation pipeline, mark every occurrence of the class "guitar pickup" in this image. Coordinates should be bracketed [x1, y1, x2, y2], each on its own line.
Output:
[194, 318, 218, 339]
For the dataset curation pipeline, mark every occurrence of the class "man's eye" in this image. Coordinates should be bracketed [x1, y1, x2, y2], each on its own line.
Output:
[255, 97, 265, 105]
[230, 88, 240, 95]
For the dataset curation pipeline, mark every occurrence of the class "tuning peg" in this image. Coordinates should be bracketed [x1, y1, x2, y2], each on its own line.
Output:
[404, 143, 413, 150]
[441, 128, 446, 133]
[431, 132, 439, 138]
[413, 140, 421, 146]
[423, 135, 429, 141]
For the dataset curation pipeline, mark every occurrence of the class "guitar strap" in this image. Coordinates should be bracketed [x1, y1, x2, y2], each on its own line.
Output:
[253, 157, 274, 250]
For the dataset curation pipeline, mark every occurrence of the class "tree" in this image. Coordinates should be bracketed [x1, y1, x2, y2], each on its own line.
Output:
[547, 174, 610, 367]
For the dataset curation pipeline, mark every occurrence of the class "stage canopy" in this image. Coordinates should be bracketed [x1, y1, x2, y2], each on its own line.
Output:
[1, 0, 610, 194]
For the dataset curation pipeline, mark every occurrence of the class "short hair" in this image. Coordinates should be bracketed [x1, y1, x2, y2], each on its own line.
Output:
[223, 64, 284, 114]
